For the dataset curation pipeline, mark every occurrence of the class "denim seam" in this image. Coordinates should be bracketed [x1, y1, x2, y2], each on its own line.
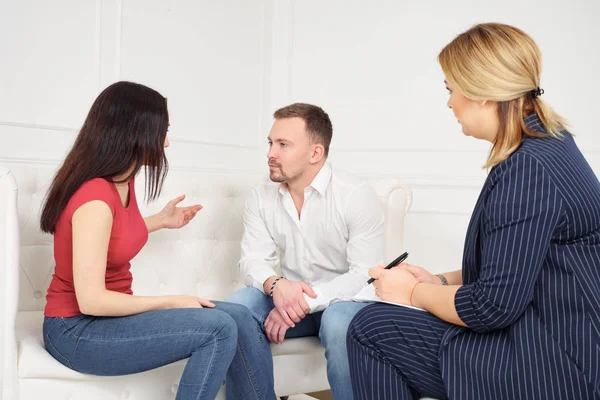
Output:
[176, 330, 221, 400]
[44, 334, 73, 369]
[196, 333, 218, 400]
[77, 331, 215, 343]
[237, 341, 263, 399]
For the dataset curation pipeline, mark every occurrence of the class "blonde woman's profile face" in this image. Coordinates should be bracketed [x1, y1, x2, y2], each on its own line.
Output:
[444, 79, 499, 143]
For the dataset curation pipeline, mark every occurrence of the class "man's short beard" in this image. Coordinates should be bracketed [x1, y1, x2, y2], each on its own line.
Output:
[269, 169, 288, 183]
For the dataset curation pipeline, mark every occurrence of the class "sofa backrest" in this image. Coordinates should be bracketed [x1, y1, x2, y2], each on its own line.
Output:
[5, 164, 412, 312]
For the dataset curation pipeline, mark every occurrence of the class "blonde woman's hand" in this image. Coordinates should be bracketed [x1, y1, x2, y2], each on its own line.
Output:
[369, 265, 419, 304]
[399, 263, 441, 285]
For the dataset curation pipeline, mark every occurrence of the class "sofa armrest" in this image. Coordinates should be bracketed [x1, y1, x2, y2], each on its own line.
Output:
[365, 177, 413, 261]
[0, 167, 20, 400]
[385, 183, 413, 261]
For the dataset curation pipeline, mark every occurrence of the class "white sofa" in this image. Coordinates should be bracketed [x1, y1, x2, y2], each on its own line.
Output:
[0, 164, 413, 400]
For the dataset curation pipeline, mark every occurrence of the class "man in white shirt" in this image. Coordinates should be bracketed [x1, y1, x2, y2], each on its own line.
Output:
[225, 103, 384, 400]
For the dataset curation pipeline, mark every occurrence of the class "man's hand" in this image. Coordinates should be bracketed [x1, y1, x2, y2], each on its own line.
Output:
[264, 277, 317, 326]
[264, 308, 291, 344]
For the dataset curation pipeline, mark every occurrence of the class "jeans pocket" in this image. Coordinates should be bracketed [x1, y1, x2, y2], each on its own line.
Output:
[43, 319, 74, 369]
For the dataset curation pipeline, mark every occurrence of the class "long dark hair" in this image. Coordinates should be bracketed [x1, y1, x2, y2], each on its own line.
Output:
[40, 81, 169, 233]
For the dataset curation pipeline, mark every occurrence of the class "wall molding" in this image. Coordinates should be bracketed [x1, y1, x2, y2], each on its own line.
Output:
[0, 121, 259, 150]
[0, 123, 261, 170]
[0, 158, 64, 166]
[335, 145, 600, 154]
[0, 157, 255, 176]
[336, 147, 487, 154]
[0, 121, 78, 133]
[169, 138, 257, 150]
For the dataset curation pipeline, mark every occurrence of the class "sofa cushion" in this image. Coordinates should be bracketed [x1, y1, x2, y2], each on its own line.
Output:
[17, 311, 325, 380]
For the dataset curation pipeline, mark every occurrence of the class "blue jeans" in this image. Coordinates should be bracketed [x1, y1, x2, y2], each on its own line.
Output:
[43, 301, 270, 400]
[226, 287, 370, 400]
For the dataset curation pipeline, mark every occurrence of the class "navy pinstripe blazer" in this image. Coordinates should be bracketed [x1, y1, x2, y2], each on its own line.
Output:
[440, 114, 600, 399]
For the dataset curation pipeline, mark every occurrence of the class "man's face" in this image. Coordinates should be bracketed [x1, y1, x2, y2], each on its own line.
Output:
[266, 117, 313, 183]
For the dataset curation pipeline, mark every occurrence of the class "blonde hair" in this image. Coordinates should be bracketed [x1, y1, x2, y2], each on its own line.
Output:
[438, 23, 569, 168]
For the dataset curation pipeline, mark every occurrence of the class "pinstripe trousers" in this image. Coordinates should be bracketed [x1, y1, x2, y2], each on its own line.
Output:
[347, 303, 449, 400]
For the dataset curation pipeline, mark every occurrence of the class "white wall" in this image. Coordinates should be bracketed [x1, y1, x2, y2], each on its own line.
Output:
[2, 0, 599, 273]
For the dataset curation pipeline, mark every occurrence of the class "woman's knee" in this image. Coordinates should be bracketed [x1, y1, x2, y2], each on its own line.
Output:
[210, 309, 238, 342]
[177, 308, 239, 346]
[214, 301, 263, 338]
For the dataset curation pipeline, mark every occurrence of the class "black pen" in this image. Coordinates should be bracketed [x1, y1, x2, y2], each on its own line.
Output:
[367, 251, 409, 284]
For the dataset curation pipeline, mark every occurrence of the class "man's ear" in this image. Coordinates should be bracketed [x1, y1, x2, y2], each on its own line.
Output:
[310, 143, 325, 164]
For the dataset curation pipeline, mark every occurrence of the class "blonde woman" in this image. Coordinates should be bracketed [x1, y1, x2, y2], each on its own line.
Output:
[347, 23, 600, 399]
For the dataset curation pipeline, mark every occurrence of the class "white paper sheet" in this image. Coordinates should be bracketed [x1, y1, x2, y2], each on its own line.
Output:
[351, 283, 426, 312]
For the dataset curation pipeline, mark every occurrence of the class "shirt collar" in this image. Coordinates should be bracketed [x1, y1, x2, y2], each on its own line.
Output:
[278, 162, 332, 196]
[309, 162, 332, 196]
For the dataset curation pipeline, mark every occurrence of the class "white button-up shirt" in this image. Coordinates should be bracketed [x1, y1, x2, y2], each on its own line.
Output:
[238, 163, 384, 312]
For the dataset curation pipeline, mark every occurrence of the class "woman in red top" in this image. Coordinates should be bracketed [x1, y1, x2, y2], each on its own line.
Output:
[40, 81, 274, 400]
